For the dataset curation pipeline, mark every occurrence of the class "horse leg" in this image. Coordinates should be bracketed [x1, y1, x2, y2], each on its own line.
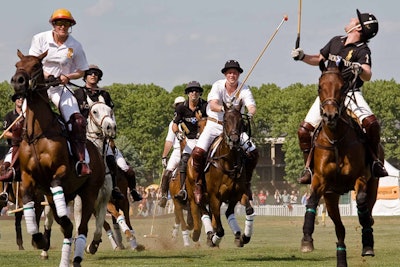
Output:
[324, 193, 347, 267]
[15, 211, 24, 250]
[301, 190, 320, 253]
[171, 203, 180, 240]
[107, 202, 139, 251]
[355, 179, 375, 257]
[103, 219, 119, 251]
[111, 215, 125, 249]
[21, 181, 46, 250]
[175, 201, 190, 247]
[225, 201, 243, 247]
[40, 204, 53, 260]
[240, 193, 255, 245]
[86, 174, 112, 255]
[207, 196, 223, 247]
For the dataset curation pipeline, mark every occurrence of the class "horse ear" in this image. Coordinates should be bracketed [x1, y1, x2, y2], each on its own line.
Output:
[319, 60, 326, 72]
[17, 49, 24, 59]
[38, 50, 48, 61]
[87, 96, 94, 107]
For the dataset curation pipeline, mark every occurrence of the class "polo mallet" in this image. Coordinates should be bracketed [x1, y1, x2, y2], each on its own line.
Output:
[0, 113, 23, 140]
[234, 14, 288, 100]
[295, 0, 302, 49]
[143, 182, 162, 238]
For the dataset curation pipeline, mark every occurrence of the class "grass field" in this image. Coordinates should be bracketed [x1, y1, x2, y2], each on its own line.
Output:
[0, 213, 399, 267]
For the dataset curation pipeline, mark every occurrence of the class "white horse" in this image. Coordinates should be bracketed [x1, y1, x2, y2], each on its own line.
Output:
[75, 97, 140, 253]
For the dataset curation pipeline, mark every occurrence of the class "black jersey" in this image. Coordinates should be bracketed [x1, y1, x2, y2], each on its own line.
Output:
[3, 109, 21, 146]
[173, 98, 208, 139]
[320, 35, 371, 89]
[74, 87, 114, 118]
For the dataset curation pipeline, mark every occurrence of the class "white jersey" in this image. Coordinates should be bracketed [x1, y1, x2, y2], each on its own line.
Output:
[29, 30, 89, 77]
[207, 79, 256, 122]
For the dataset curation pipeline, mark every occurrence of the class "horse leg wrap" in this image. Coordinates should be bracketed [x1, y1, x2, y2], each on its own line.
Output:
[60, 238, 72, 267]
[336, 243, 347, 267]
[172, 223, 180, 239]
[201, 214, 213, 234]
[182, 230, 190, 247]
[117, 215, 130, 234]
[303, 207, 317, 237]
[244, 213, 256, 237]
[129, 236, 138, 249]
[212, 233, 222, 246]
[74, 234, 86, 261]
[106, 230, 118, 250]
[227, 214, 241, 235]
[23, 201, 38, 235]
[113, 223, 123, 245]
[51, 186, 68, 218]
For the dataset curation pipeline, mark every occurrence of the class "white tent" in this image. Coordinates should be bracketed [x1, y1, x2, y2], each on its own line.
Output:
[350, 161, 400, 216]
[372, 161, 400, 216]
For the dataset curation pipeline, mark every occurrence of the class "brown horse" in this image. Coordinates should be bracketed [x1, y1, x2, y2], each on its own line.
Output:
[167, 115, 206, 247]
[300, 61, 380, 267]
[10, 50, 105, 267]
[100, 167, 144, 251]
[186, 103, 256, 247]
[0, 159, 44, 250]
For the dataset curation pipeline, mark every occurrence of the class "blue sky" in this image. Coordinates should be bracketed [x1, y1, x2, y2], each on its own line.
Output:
[1, 1, 398, 91]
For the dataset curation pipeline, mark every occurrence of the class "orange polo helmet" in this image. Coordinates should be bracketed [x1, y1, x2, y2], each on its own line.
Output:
[49, 8, 76, 26]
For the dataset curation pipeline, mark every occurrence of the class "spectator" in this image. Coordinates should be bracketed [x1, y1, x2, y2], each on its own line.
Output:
[273, 189, 282, 205]
[282, 190, 290, 206]
[258, 190, 267, 206]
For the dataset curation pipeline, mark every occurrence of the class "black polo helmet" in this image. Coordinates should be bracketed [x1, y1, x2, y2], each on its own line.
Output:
[84, 64, 103, 81]
[356, 9, 378, 40]
[11, 93, 24, 102]
[221, 60, 243, 74]
[184, 81, 203, 94]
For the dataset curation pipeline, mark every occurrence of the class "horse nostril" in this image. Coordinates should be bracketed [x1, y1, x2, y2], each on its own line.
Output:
[18, 76, 25, 84]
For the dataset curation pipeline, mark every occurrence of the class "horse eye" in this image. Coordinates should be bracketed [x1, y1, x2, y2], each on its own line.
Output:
[93, 110, 98, 114]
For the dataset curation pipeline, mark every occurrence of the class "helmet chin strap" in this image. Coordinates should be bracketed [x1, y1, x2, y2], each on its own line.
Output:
[346, 24, 361, 34]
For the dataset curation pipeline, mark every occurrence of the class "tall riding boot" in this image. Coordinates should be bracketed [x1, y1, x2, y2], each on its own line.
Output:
[245, 149, 259, 200]
[191, 147, 207, 204]
[69, 113, 91, 177]
[105, 155, 124, 200]
[362, 115, 388, 177]
[0, 118, 24, 181]
[175, 153, 190, 202]
[174, 172, 187, 202]
[159, 170, 172, 208]
[125, 167, 142, 201]
[0, 162, 13, 181]
[297, 121, 315, 184]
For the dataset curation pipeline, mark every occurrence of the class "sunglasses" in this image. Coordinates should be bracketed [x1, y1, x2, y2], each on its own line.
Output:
[86, 70, 100, 76]
[53, 20, 72, 27]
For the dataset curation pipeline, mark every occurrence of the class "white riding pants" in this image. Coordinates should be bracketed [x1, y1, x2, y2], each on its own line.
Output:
[305, 90, 373, 128]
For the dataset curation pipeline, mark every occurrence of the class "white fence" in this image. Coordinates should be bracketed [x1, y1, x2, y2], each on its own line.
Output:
[148, 201, 354, 218]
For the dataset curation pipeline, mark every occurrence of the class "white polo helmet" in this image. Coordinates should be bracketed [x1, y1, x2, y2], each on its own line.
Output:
[173, 96, 185, 107]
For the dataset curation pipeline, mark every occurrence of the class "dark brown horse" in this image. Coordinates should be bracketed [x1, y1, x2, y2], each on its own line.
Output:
[300, 61, 380, 267]
[187, 103, 256, 247]
[10, 50, 105, 267]
[0, 159, 44, 250]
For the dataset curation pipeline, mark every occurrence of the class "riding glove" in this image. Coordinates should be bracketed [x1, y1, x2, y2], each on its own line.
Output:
[291, 48, 305, 61]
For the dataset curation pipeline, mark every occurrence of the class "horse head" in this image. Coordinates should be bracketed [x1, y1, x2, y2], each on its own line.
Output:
[11, 50, 47, 96]
[87, 98, 117, 140]
[318, 60, 345, 128]
[223, 100, 244, 149]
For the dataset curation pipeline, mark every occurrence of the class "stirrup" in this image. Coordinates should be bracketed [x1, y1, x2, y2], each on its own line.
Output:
[298, 168, 312, 184]
[175, 189, 187, 202]
[75, 161, 92, 177]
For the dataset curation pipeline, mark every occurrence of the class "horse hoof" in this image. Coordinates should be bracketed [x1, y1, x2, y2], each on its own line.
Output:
[132, 244, 145, 252]
[362, 247, 375, 257]
[40, 251, 48, 260]
[234, 233, 244, 247]
[300, 238, 314, 253]
[242, 234, 251, 245]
